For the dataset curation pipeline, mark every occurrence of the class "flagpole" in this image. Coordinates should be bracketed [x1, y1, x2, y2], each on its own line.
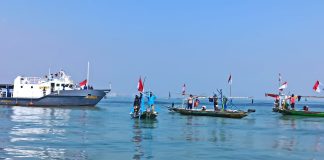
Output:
[228, 74, 232, 97]
[230, 83, 232, 97]
[182, 83, 186, 108]
[279, 73, 281, 95]
[143, 76, 146, 93]
[87, 61, 90, 89]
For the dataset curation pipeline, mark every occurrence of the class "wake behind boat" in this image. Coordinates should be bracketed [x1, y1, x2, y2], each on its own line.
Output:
[0, 70, 110, 106]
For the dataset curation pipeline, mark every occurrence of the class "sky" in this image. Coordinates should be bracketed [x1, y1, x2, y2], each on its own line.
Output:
[1, 0, 324, 98]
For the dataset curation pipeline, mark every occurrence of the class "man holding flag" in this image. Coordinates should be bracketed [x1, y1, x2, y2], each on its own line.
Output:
[133, 77, 145, 117]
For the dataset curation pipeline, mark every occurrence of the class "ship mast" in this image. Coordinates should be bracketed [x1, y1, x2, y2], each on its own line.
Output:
[87, 61, 90, 88]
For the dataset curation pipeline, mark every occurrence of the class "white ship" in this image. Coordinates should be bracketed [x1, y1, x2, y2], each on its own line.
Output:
[0, 70, 110, 106]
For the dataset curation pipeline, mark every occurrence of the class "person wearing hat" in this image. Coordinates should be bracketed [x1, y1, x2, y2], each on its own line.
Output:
[213, 94, 219, 111]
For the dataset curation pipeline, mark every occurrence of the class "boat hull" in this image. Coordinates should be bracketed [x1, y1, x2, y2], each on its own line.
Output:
[280, 109, 324, 117]
[140, 111, 158, 119]
[171, 108, 248, 119]
[273, 107, 280, 112]
[0, 90, 108, 106]
[131, 111, 158, 119]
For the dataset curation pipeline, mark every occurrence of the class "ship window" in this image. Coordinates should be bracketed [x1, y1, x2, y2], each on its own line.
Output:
[31, 86, 33, 89]
[61, 84, 65, 86]
[56, 84, 60, 87]
[21, 86, 23, 88]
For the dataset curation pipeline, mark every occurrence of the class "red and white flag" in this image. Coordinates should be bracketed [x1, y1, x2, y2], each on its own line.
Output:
[279, 82, 288, 91]
[313, 80, 321, 93]
[182, 83, 186, 95]
[228, 74, 232, 85]
[137, 77, 144, 92]
[79, 79, 87, 88]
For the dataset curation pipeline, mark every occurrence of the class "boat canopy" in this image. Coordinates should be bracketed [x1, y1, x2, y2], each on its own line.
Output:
[0, 84, 13, 89]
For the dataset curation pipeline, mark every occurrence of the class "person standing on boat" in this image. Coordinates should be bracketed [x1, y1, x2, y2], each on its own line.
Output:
[194, 98, 200, 108]
[139, 92, 144, 112]
[213, 94, 219, 111]
[282, 97, 289, 110]
[148, 92, 156, 112]
[222, 96, 228, 111]
[290, 94, 296, 110]
[274, 96, 280, 108]
[187, 95, 193, 110]
[133, 95, 141, 116]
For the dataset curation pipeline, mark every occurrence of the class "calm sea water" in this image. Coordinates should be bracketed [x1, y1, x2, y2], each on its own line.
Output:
[0, 97, 323, 160]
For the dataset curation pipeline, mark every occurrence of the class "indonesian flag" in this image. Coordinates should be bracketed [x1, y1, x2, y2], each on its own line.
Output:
[228, 74, 232, 85]
[137, 77, 144, 92]
[182, 83, 186, 95]
[265, 93, 279, 98]
[79, 79, 87, 87]
[313, 80, 321, 93]
[279, 82, 288, 91]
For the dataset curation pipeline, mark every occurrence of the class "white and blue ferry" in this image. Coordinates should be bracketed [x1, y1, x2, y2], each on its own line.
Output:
[0, 70, 110, 106]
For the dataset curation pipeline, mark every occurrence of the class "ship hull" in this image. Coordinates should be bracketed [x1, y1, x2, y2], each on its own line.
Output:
[0, 90, 108, 106]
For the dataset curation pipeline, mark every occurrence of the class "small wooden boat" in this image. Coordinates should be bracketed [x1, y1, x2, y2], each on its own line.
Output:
[170, 108, 248, 119]
[139, 111, 158, 119]
[280, 109, 324, 117]
[131, 111, 158, 119]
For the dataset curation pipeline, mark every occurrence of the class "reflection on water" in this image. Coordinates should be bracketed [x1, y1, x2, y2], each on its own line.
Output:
[273, 136, 297, 151]
[181, 116, 232, 143]
[10, 106, 70, 138]
[132, 119, 157, 160]
[272, 115, 324, 156]
[0, 106, 91, 160]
